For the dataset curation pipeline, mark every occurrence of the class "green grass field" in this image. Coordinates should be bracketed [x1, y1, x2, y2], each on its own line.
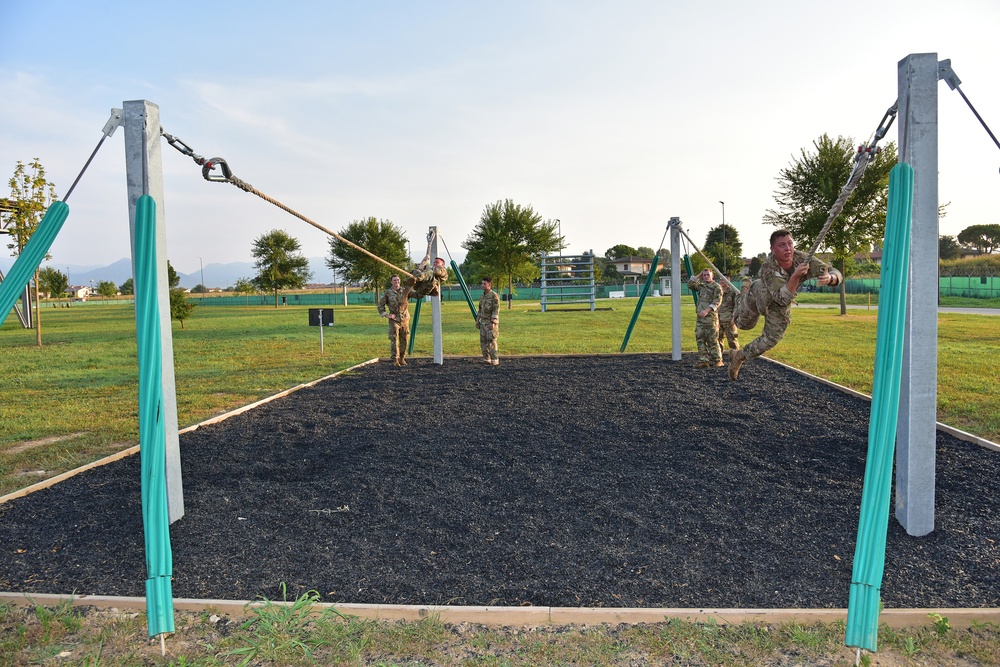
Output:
[1, 296, 998, 497]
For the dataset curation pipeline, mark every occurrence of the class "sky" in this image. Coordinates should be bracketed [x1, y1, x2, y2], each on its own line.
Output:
[2, 0, 999, 282]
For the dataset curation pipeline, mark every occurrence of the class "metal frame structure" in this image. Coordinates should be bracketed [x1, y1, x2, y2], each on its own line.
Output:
[540, 251, 596, 311]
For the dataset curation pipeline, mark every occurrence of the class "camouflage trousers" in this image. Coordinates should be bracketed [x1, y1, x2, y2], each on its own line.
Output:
[732, 287, 790, 362]
[479, 322, 499, 362]
[695, 314, 722, 363]
[388, 318, 410, 360]
[717, 308, 739, 350]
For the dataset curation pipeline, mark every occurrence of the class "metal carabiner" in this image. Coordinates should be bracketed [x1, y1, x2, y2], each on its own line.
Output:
[202, 157, 234, 182]
[872, 101, 899, 143]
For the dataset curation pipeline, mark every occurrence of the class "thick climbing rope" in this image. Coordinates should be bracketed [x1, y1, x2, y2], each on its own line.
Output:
[160, 129, 411, 276]
[802, 101, 898, 264]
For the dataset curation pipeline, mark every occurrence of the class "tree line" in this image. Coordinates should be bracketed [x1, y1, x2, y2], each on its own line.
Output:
[6, 133, 1000, 342]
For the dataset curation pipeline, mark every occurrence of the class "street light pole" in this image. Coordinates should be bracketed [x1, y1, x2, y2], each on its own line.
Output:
[198, 257, 205, 290]
[555, 219, 562, 254]
[718, 201, 726, 276]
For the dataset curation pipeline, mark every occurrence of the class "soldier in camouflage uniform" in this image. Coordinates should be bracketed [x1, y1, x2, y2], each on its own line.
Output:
[687, 269, 723, 368]
[476, 276, 501, 365]
[403, 257, 449, 300]
[377, 274, 411, 366]
[716, 278, 741, 357]
[728, 229, 842, 380]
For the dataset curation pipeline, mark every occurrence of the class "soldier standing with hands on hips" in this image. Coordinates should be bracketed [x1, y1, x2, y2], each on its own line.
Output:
[477, 276, 501, 366]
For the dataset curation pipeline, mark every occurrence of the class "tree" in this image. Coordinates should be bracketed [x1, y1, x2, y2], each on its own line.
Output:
[165, 260, 195, 326]
[605, 244, 638, 260]
[326, 217, 408, 301]
[747, 255, 764, 279]
[957, 224, 1000, 255]
[251, 229, 312, 307]
[191, 284, 208, 294]
[462, 199, 560, 309]
[763, 134, 897, 314]
[636, 246, 655, 258]
[596, 257, 620, 283]
[457, 255, 487, 284]
[167, 261, 180, 289]
[939, 236, 962, 261]
[233, 277, 255, 305]
[169, 287, 195, 328]
[119, 277, 134, 295]
[95, 280, 118, 301]
[38, 267, 68, 302]
[701, 224, 743, 279]
[6, 159, 58, 345]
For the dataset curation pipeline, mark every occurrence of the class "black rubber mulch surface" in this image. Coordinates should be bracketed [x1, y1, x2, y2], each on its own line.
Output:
[1, 354, 998, 610]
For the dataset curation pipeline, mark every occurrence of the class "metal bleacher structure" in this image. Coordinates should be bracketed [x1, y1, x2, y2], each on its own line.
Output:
[539, 250, 596, 311]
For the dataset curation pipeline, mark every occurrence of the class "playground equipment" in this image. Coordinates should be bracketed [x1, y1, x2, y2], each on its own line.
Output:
[539, 251, 596, 311]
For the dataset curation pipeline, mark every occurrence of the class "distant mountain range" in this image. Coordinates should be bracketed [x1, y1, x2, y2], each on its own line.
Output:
[0, 257, 336, 290]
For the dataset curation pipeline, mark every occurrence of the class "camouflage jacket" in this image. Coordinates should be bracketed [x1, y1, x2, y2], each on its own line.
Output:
[687, 277, 722, 316]
[377, 286, 410, 321]
[478, 289, 500, 324]
[756, 250, 831, 311]
[409, 265, 449, 298]
[717, 285, 738, 320]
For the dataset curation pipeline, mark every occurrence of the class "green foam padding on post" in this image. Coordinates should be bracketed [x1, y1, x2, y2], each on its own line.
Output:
[845, 162, 914, 652]
[134, 194, 175, 638]
[0, 201, 70, 325]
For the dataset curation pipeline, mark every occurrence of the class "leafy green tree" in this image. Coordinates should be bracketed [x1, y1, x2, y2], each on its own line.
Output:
[169, 287, 195, 328]
[702, 224, 743, 279]
[938, 236, 962, 261]
[119, 277, 134, 295]
[596, 257, 620, 283]
[748, 255, 764, 279]
[636, 246, 655, 258]
[163, 260, 195, 326]
[326, 217, 408, 301]
[191, 284, 208, 294]
[605, 244, 638, 260]
[38, 267, 68, 301]
[763, 134, 897, 314]
[457, 255, 486, 284]
[5, 159, 58, 345]
[233, 277, 255, 305]
[462, 199, 560, 308]
[167, 261, 180, 289]
[957, 224, 1000, 255]
[252, 229, 313, 308]
[96, 280, 118, 300]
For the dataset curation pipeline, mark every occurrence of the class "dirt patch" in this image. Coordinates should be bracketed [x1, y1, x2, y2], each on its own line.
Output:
[0, 355, 998, 610]
[6, 432, 86, 455]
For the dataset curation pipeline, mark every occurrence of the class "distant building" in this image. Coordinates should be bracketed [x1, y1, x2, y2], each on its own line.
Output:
[610, 256, 653, 282]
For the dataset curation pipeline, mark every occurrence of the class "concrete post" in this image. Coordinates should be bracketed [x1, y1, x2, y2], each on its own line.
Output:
[123, 100, 184, 524]
[669, 218, 682, 361]
[894, 54, 938, 536]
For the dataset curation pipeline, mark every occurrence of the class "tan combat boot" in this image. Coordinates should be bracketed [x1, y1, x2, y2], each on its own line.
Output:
[728, 348, 745, 381]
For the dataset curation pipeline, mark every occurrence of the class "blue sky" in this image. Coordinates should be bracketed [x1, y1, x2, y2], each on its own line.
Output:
[2, 0, 999, 281]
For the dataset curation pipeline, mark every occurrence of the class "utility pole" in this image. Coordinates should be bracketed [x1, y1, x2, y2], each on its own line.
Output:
[719, 200, 726, 276]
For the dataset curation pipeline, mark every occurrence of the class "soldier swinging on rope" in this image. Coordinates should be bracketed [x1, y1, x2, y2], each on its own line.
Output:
[728, 229, 842, 380]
